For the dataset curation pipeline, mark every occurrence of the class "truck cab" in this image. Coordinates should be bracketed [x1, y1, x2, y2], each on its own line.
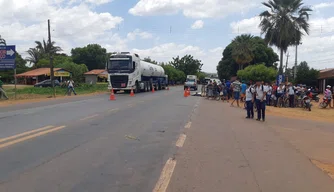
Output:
[184, 75, 198, 90]
[107, 52, 168, 93]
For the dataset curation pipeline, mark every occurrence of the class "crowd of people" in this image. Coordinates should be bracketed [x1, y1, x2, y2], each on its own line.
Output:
[205, 78, 334, 122]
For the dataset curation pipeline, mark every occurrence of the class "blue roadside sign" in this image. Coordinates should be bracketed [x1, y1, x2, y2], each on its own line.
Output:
[276, 74, 285, 85]
[0, 45, 16, 69]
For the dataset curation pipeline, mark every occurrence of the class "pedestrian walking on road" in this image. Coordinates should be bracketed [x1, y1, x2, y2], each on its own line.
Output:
[66, 78, 77, 96]
[230, 78, 242, 107]
[245, 82, 254, 119]
[255, 80, 269, 122]
[0, 76, 9, 100]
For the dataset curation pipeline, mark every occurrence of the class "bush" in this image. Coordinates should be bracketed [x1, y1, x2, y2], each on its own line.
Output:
[237, 63, 277, 82]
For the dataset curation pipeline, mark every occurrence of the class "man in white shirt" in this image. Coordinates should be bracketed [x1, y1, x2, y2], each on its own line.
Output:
[245, 82, 255, 119]
[287, 83, 295, 107]
[255, 80, 269, 122]
[66, 78, 77, 96]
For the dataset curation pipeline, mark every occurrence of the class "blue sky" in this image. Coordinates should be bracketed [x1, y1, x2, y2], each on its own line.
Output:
[0, 0, 334, 72]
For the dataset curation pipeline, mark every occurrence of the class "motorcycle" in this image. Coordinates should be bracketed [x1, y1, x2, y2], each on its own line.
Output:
[302, 95, 312, 111]
[319, 97, 330, 109]
[309, 92, 320, 102]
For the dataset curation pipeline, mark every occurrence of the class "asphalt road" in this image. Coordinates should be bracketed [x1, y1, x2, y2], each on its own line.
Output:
[0, 87, 200, 192]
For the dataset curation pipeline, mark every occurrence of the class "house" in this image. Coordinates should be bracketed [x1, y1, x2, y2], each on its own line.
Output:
[16, 68, 71, 85]
[84, 69, 108, 84]
[318, 68, 334, 92]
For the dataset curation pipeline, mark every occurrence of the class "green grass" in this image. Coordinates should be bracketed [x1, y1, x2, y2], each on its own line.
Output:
[4, 83, 108, 99]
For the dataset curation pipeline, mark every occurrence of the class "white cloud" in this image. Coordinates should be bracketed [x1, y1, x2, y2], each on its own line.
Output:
[132, 43, 223, 72]
[85, 0, 113, 5]
[129, 0, 261, 19]
[230, 16, 261, 35]
[127, 29, 153, 41]
[191, 20, 204, 29]
[313, 2, 334, 9]
[229, 16, 334, 69]
[0, 0, 123, 58]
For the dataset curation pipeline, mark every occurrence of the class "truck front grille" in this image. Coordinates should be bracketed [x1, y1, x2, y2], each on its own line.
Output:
[110, 75, 128, 88]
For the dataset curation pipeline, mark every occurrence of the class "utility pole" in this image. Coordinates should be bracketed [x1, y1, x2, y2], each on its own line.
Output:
[293, 44, 298, 79]
[169, 26, 172, 34]
[48, 19, 56, 98]
[285, 52, 289, 82]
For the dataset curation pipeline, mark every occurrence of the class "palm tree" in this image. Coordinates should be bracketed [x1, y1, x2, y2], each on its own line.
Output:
[34, 39, 62, 56]
[231, 34, 255, 70]
[26, 48, 40, 67]
[259, 0, 312, 74]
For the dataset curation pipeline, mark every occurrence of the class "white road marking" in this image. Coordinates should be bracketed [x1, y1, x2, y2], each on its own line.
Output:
[152, 158, 177, 192]
[184, 122, 192, 129]
[80, 114, 99, 121]
[175, 134, 186, 148]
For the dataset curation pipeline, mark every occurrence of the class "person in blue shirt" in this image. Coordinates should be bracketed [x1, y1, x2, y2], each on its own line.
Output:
[240, 81, 247, 102]
[225, 80, 231, 100]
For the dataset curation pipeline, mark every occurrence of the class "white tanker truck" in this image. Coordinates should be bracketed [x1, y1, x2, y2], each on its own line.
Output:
[107, 52, 168, 93]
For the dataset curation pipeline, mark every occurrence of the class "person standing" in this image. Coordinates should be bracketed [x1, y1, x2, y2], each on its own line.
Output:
[255, 80, 269, 122]
[265, 82, 272, 106]
[240, 81, 247, 102]
[0, 76, 9, 100]
[230, 78, 242, 107]
[66, 78, 77, 96]
[287, 83, 295, 108]
[245, 82, 254, 119]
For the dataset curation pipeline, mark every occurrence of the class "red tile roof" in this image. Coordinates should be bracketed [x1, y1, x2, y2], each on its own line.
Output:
[16, 68, 63, 77]
[84, 69, 106, 75]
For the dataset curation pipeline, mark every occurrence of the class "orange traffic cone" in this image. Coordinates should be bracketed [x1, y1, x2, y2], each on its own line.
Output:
[130, 87, 135, 97]
[109, 89, 116, 100]
[184, 89, 188, 97]
[167, 86, 169, 90]
[152, 85, 155, 93]
[187, 88, 191, 96]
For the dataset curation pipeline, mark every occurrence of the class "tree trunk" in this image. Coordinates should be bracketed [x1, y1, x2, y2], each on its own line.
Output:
[279, 49, 284, 75]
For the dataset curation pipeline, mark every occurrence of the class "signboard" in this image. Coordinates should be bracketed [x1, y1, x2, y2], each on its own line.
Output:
[54, 71, 70, 77]
[0, 45, 16, 69]
[47, 70, 71, 77]
[276, 75, 285, 85]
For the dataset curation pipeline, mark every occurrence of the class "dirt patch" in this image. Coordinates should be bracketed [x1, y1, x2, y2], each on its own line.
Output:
[266, 105, 334, 123]
[311, 160, 334, 180]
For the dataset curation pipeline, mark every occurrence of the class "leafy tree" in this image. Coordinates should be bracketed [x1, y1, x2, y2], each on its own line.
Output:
[143, 57, 159, 64]
[26, 40, 63, 68]
[259, 0, 312, 74]
[161, 64, 186, 82]
[55, 61, 88, 83]
[71, 44, 107, 70]
[237, 63, 277, 83]
[170, 55, 203, 75]
[34, 39, 63, 56]
[231, 34, 255, 70]
[196, 71, 206, 82]
[217, 35, 279, 80]
[294, 61, 319, 87]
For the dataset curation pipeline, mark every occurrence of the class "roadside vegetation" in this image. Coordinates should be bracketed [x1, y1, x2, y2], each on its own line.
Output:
[3, 83, 108, 100]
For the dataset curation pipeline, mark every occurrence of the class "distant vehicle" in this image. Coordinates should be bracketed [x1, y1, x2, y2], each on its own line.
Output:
[106, 52, 168, 93]
[184, 75, 198, 90]
[34, 79, 60, 88]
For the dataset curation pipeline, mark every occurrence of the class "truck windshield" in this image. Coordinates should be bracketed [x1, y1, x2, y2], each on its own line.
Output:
[108, 60, 131, 70]
[186, 79, 195, 82]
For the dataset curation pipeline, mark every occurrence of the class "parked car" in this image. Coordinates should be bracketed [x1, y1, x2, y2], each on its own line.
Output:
[34, 79, 60, 87]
